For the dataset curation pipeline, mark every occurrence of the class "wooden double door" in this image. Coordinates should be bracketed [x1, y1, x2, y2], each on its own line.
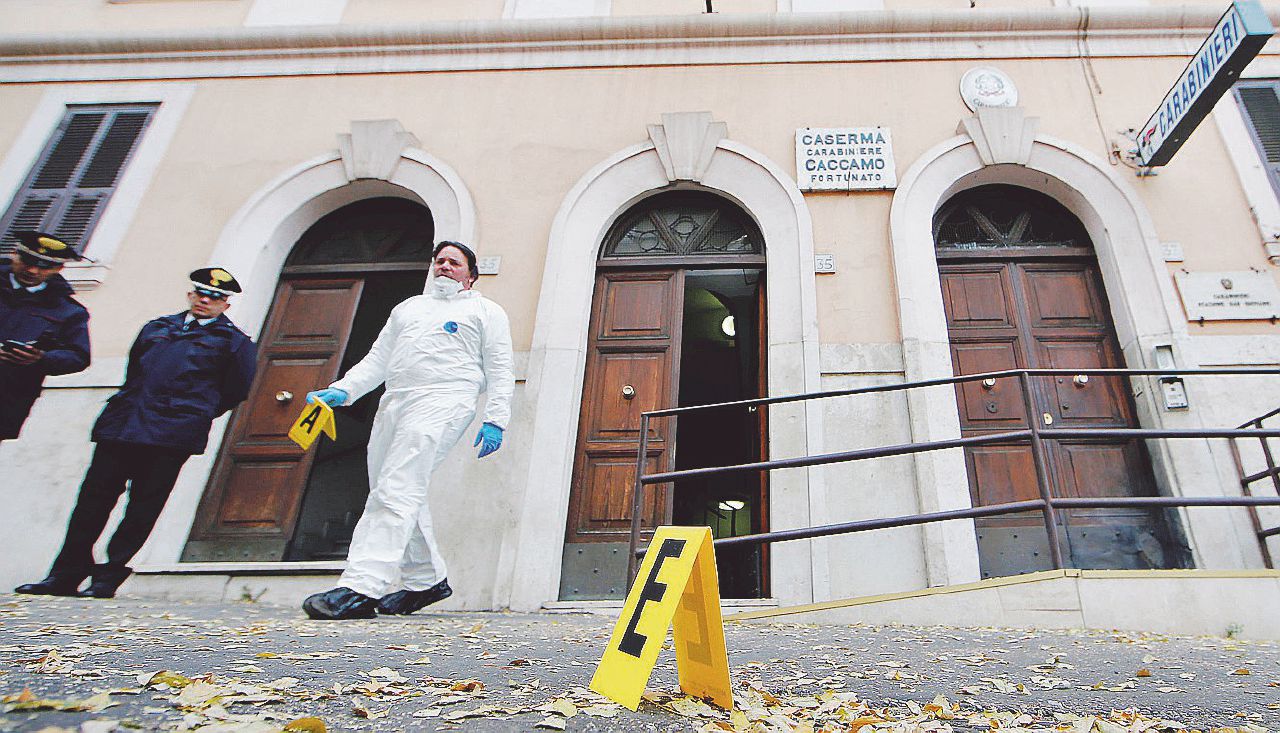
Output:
[183, 271, 424, 562]
[558, 268, 767, 599]
[941, 257, 1176, 576]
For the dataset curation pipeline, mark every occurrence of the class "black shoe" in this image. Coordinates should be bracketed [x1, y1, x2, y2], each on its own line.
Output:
[14, 572, 88, 597]
[302, 587, 378, 620]
[77, 565, 132, 599]
[377, 579, 452, 615]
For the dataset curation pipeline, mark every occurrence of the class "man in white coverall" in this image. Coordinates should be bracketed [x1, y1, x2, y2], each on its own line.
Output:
[301, 241, 514, 620]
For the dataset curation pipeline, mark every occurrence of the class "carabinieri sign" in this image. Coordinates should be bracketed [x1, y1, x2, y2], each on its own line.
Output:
[1136, 0, 1274, 167]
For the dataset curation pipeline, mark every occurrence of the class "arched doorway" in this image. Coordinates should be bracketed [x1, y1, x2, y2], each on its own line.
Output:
[559, 191, 768, 600]
[934, 184, 1183, 577]
[182, 197, 434, 562]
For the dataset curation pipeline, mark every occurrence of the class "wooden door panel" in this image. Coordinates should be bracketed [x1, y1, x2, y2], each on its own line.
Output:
[271, 282, 369, 348]
[597, 275, 677, 340]
[235, 357, 334, 443]
[967, 444, 1039, 507]
[1038, 339, 1130, 425]
[1023, 266, 1104, 326]
[950, 340, 1026, 428]
[576, 452, 665, 534]
[1058, 441, 1153, 512]
[214, 461, 303, 528]
[941, 268, 1013, 327]
[183, 277, 364, 562]
[582, 350, 670, 441]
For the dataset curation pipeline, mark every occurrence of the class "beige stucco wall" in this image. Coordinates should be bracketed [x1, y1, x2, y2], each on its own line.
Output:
[342, 0, 504, 24]
[5, 54, 1272, 361]
[0, 0, 252, 34]
[4, 45, 1279, 450]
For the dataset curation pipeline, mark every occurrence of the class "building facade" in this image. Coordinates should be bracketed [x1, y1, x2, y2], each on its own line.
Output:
[1, 0, 1278, 614]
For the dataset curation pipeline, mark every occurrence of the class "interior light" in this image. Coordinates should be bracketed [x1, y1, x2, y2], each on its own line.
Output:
[721, 315, 735, 337]
[717, 499, 746, 511]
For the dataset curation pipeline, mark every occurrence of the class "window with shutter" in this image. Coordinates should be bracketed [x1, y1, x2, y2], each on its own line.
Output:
[1235, 81, 1280, 200]
[0, 103, 158, 256]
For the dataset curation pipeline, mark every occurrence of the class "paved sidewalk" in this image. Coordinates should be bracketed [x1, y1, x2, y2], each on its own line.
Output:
[0, 594, 1276, 732]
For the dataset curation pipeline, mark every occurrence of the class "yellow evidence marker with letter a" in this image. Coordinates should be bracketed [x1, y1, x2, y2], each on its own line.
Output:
[589, 526, 732, 711]
[288, 399, 337, 450]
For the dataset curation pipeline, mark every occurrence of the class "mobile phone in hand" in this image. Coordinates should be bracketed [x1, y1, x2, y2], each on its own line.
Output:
[1, 339, 34, 352]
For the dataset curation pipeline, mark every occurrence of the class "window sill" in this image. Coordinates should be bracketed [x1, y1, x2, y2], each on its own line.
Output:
[63, 261, 108, 292]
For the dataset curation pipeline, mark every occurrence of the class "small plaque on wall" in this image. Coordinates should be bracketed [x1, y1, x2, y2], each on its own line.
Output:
[1174, 270, 1280, 321]
[796, 127, 896, 192]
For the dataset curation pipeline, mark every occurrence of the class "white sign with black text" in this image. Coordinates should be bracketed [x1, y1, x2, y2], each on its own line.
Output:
[1174, 270, 1280, 321]
[796, 127, 896, 192]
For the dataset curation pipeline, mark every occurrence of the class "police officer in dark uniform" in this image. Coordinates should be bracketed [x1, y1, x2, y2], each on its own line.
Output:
[16, 268, 257, 598]
[0, 232, 91, 443]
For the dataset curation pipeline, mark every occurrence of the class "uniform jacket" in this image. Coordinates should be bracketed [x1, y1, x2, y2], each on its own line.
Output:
[92, 312, 257, 454]
[0, 263, 91, 439]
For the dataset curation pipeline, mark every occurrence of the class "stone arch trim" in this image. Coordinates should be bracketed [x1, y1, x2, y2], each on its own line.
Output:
[142, 144, 475, 567]
[500, 134, 828, 612]
[208, 147, 476, 340]
[886, 123, 1210, 584]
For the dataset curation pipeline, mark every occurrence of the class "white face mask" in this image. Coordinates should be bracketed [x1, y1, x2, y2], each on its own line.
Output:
[429, 275, 464, 298]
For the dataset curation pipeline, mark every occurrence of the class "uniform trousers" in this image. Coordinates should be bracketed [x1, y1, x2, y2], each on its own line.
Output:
[50, 441, 189, 575]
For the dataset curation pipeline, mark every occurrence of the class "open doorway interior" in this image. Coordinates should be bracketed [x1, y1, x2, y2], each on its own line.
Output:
[285, 271, 425, 560]
[672, 268, 765, 598]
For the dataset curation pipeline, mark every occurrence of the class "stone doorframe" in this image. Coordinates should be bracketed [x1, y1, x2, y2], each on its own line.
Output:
[139, 119, 477, 568]
[501, 112, 828, 612]
[889, 106, 1262, 579]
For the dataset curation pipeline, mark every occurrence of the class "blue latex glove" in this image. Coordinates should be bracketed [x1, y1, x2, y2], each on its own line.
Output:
[474, 422, 503, 458]
[306, 387, 348, 408]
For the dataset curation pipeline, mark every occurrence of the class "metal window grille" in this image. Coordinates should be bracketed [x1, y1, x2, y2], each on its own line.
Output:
[0, 103, 158, 256]
[933, 184, 1089, 251]
[1235, 81, 1280, 201]
[601, 191, 764, 259]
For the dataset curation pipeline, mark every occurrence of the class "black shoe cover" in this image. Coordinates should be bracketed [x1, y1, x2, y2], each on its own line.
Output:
[15, 573, 86, 597]
[377, 579, 453, 615]
[302, 587, 378, 620]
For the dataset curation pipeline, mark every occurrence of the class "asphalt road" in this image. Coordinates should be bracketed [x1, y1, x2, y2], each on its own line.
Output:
[0, 595, 1276, 732]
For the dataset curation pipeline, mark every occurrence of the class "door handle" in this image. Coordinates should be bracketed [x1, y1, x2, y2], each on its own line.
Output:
[276, 390, 294, 403]
[1073, 374, 1089, 387]
[622, 385, 636, 400]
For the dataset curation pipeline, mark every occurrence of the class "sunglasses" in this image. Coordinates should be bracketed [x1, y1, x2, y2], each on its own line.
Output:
[17, 252, 63, 269]
[192, 288, 229, 301]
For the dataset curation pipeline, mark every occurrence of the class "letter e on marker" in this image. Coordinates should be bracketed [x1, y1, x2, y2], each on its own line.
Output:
[590, 526, 733, 711]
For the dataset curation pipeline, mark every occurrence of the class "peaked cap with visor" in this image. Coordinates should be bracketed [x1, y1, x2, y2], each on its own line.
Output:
[190, 267, 243, 297]
[14, 231, 84, 265]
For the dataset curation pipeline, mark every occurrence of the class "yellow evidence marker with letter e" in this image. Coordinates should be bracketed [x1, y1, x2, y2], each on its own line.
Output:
[589, 526, 732, 711]
[288, 399, 336, 450]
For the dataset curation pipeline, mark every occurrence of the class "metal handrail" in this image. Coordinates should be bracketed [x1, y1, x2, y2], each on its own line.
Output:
[640, 367, 1280, 417]
[626, 367, 1280, 584]
[1228, 406, 1280, 567]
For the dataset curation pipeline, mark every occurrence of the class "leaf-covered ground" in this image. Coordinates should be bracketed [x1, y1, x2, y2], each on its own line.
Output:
[0, 595, 1275, 732]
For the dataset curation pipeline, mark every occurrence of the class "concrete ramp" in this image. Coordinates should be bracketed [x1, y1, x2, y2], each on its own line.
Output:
[725, 569, 1280, 640]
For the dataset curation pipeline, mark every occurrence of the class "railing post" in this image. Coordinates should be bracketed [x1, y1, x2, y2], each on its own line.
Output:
[626, 413, 651, 587]
[1258, 417, 1280, 498]
[1017, 370, 1066, 570]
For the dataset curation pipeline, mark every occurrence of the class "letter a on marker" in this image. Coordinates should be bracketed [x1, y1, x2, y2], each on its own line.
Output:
[589, 526, 732, 711]
[287, 400, 337, 450]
